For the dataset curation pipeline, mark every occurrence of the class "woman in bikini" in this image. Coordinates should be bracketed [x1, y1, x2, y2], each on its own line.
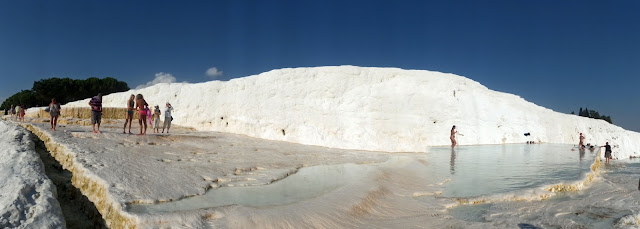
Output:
[450, 125, 463, 147]
[135, 94, 148, 135]
[123, 94, 135, 134]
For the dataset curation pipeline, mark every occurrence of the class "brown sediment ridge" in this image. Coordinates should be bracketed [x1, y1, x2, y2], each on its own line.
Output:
[28, 107, 133, 120]
[452, 149, 603, 206]
[22, 123, 139, 228]
[545, 149, 602, 192]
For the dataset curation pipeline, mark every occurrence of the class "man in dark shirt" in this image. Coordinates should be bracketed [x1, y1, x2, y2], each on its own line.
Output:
[89, 93, 103, 133]
[601, 142, 612, 164]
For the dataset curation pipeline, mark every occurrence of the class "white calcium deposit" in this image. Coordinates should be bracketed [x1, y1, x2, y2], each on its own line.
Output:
[62, 66, 640, 158]
[0, 120, 65, 228]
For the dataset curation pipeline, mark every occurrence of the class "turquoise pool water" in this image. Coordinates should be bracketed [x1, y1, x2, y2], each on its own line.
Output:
[427, 144, 595, 198]
[127, 143, 594, 214]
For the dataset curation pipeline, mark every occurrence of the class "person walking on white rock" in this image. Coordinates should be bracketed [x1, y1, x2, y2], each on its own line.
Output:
[14, 105, 21, 121]
[48, 98, 61, 131]
[162, 102, 173, 134]
[89, 93, 103, 133]
[579, 133, 585, 149]
[123, 94, 135, 134]
[451, 125, 463, 147]
[18, 104, 25, 122]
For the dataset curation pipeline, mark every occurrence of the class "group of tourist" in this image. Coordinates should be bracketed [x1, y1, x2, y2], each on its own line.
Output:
[2, 101, 59, 128]
[120, 94, 173, 135]
[450, 127, 616, 164]
[5, 104, 26, 122]
[579, 132, 614, 164]
[3, 93, 174, 135]
[87, 93, 173, 135]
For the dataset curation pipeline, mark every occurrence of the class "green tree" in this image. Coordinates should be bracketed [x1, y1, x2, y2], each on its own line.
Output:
[573, 107, 613, 124]
[1, 77, 129, 110]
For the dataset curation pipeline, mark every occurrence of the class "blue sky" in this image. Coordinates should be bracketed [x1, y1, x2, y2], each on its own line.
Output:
[1, 1, 639, 131]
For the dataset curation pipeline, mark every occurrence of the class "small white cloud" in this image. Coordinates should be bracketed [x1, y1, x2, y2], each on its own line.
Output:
[206, 67, 223, 79]
[136, 72, 177, 89]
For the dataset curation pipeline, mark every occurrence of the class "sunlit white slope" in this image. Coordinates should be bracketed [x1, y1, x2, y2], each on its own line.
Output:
[0, 120, 65, 228]
[64, 66, 640, 157]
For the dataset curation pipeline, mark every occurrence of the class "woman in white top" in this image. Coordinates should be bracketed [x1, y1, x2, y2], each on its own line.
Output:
[49, 98, 61, 131]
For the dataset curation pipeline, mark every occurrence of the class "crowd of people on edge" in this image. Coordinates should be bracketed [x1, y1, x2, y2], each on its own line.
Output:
[86, 93, 174, 135]
[2, 93, 174, 136]
[450, 126, 618, 164]
[578, 132, 615, 164]
[4, 104, 27, 122]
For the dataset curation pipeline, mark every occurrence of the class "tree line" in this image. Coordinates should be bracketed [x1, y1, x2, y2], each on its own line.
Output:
[1, 77, 129, 110]
[571, 107, 613, 124]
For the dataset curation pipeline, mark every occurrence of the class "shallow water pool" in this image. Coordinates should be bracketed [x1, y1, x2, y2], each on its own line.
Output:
[427, 144, 595, 198]
[127, 144, 594, 214]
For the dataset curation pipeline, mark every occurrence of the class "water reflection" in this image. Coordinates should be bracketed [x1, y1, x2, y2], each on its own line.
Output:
[429, 144, 593, 198]
[450, 147, 456, 175]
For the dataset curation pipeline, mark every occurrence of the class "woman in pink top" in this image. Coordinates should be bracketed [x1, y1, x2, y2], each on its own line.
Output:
[135, 94, 148, 135]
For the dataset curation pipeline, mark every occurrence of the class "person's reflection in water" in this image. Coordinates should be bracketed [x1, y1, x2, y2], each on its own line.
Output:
[579, 147, 586, 160]
[450, 147, 456, 175]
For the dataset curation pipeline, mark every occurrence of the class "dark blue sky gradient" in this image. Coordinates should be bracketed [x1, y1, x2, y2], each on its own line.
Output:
[1, 1, 640, 130]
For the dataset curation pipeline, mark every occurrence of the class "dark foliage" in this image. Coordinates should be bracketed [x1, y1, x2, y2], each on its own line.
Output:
[574, 107, 613, 124]
[1, 77, 129, 110]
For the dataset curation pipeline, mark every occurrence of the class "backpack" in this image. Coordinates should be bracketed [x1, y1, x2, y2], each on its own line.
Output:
[50, 104, 59, 113]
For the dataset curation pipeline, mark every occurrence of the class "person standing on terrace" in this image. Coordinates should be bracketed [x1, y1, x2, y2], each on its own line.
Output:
[89, 93, 103, 133]
[123, 94, 135, 134]
[49, 98, 61, 131]
[135, 94, 148, 135]
[601, 142, 612, 164]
